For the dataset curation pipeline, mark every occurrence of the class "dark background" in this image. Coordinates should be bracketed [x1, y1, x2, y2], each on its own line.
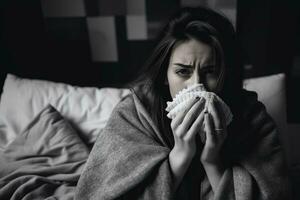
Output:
[0, 0, 299, 123]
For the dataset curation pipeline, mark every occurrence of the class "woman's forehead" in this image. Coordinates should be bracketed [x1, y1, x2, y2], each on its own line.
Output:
[170, 39, 214, 65]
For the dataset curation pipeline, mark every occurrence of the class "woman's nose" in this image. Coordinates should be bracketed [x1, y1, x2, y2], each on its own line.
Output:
[189, 73, 201, 85]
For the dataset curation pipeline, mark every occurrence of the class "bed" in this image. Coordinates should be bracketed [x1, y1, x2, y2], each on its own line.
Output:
[0, 72, 298, 199]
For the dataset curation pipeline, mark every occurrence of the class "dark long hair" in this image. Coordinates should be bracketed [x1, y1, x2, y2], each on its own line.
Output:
[131, 6, 244, 148]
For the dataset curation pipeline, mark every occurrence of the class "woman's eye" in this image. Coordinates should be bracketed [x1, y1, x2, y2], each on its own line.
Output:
[204, 68, 217, 74]
[175, 69, 192, 76]
[207, 69, 215, 73]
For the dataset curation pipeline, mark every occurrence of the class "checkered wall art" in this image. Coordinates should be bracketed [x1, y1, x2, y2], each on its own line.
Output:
[1, 0, 236, 87]
[40, 0, 236, 80]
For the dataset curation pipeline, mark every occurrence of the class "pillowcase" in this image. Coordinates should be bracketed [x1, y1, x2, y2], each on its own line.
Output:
[243, 73, 287, 136]
[0, 74, 130, 148]
[243, 73, 293, 165]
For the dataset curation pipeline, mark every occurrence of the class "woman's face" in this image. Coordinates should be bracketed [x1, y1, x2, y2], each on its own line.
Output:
[166, 38, 222, 98]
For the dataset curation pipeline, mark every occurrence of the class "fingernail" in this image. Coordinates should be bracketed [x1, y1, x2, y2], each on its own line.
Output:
[204, 112, 208, 120]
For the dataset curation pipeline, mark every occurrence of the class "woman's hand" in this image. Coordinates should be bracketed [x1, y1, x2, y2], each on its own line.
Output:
[171, 96, 206, 161]
[200, 97, 227, 193]
[169, 96, 206, 190]
[200, 96, 227, 164]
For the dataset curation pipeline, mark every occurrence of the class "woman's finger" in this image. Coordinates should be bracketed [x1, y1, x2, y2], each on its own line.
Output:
[171, 97, 200, 129]
[209, 97, 223, 130]
[204, 112, 216, 145]
[187, 109, 205, 139]
[181, 97, 206, 131]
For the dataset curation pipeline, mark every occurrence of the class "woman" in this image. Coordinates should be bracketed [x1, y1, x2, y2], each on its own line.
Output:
[75, 6, 291, 200]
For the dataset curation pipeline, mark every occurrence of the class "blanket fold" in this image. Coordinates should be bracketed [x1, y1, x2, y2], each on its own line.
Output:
[75, 92, 174, 200]
[0, 105, 89, 200]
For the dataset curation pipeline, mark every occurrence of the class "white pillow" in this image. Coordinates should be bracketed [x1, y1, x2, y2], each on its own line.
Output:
[243, 73, 287, 136]
[0, 74, 130, 148]
[0, 73, 289, 150]
[243, 73, 292, 165]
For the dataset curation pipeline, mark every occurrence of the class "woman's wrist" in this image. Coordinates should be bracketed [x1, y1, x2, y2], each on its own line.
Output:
[171, 145, 195, 162]
[202, 159, 224, 173]
[201, 156, 225, 193]
[169, 148, 194, 191]
[201, 153, 222, 166]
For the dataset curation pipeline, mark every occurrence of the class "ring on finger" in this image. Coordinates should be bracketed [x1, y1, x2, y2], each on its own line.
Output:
[214, 128, 224, 133]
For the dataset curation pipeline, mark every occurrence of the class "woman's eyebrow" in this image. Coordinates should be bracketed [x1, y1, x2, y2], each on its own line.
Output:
[173, 63, 215, 69]
[173, 63, 193, 68]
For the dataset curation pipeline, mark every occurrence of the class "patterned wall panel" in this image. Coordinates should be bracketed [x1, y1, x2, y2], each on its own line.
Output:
[126, 0, 146, 15]
[86, 0, 126, 16]
[126, 0, 147, 40]
[126, 16, 147, 40]
[41, 0, 86, 17]
[87, 17, 118, 62]
[180, 0, 206, 7]
[39, 0, 237, 84]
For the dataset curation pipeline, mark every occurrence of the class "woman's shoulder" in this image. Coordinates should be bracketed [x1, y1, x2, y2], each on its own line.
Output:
[111, 90, 137, 115]
[103, 92, 139, 131]
[110, 83, 152, 117]
[241, 89, 260, 106]
[241, 89, 266, 116]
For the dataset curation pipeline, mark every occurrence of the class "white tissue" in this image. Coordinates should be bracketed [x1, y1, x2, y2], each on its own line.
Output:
[165, 84, 233, 126]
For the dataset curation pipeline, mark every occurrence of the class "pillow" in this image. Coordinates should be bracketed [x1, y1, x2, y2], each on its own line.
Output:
[0, 104, 89, 198]
[0, 74, 130, 148]
[0, 73, 288, 148]
[243, 73, 287, 135]
[243, 73, 292, 165]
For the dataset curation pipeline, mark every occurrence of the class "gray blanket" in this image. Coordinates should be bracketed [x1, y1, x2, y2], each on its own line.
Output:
[0, 105, 89, 200]
[75, 90, 291, 200]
